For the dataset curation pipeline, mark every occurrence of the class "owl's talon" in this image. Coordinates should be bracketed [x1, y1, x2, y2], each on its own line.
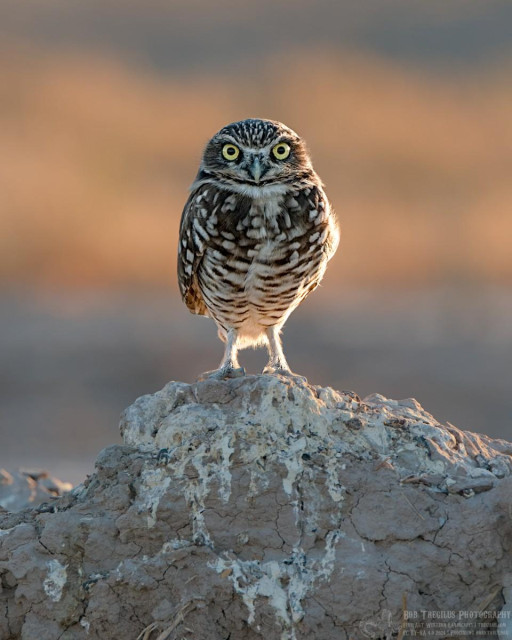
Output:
[224, 366, 246, 379]
[262, 366, 308, 384]
[197, 366, 246, 382]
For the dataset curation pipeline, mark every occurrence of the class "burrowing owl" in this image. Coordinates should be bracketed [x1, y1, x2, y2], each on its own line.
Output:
[177, 118, 339, 379]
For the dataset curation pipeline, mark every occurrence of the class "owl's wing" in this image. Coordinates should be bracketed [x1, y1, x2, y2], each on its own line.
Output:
[177, 186, 212, 316]
[285, 184, 339, 260]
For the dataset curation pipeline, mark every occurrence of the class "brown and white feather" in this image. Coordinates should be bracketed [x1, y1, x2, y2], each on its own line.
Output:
[177, 118, 339, 371]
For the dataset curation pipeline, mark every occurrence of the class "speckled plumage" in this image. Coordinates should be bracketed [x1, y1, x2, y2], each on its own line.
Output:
[178, 118, 339, 379]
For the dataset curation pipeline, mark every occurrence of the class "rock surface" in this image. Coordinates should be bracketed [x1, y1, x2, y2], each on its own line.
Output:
[1, 375, 512, 639]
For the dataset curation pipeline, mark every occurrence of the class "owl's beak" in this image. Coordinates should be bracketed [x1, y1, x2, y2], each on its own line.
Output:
[250, 157, 262, 183]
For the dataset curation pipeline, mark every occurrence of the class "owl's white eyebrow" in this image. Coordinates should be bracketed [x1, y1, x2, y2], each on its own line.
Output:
[218, 139, 266, 155]
[253, 138, 293, 155]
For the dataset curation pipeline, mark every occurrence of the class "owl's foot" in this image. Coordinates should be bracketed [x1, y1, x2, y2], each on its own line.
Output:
[262, 365, 308, 384]
[197, 366, 246, 382]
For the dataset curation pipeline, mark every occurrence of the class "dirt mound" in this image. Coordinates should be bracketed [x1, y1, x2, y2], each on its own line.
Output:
[1, 375, 511, 639]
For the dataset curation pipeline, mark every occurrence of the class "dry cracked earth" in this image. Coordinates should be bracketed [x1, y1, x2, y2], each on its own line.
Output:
[1, 375, 512, 639]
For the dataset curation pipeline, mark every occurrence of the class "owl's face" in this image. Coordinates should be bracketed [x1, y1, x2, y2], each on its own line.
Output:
[200, 119, 313, 188]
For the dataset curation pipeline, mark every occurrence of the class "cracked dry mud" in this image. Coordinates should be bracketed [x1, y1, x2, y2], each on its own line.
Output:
[1, 375, 512, 639]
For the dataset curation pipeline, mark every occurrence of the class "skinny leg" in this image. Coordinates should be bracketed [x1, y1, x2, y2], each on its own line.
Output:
[263, 326, 290, 374]
[262, 326, 307, 382]
[198, 328, 245, 380]
[219, 327, 241, 372]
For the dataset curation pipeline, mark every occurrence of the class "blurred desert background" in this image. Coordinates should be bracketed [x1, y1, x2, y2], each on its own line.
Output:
[1, 0, 511, 484]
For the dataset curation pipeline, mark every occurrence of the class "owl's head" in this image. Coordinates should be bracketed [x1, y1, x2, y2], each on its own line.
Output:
[199, 119, 314, 189]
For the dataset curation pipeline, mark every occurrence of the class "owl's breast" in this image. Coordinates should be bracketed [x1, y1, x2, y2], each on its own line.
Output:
[195, 189, 332, 337]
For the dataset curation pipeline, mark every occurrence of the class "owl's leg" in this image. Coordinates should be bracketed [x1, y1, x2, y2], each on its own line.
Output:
[263, 326, 307, 382]
[198, 328, 246, 381]
[218, 328, 243, 373]
[262, 325, 290, 373]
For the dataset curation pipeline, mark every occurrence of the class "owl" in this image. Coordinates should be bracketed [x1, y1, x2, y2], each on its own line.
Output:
[177, 118, 339, 380]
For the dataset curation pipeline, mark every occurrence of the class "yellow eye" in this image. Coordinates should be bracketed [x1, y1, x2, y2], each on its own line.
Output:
[272, 142, 290, 160]
[222, 144, 240, 161]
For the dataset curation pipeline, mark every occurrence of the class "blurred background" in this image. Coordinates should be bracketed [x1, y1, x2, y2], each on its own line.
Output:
[1, 0, 511, 485]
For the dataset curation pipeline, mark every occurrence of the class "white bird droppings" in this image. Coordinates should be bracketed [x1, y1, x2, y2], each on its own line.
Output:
[43, 558, 68, 602]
